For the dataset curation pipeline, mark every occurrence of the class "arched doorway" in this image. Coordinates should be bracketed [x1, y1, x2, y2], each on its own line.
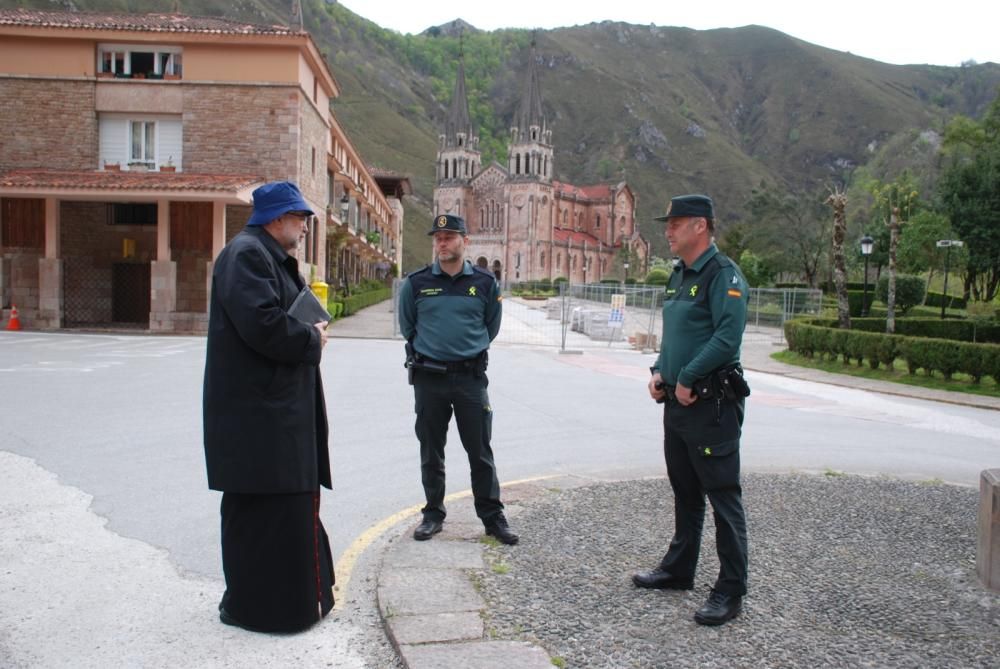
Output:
[476, 256, 489, 269]
[491, 260, 502, 282]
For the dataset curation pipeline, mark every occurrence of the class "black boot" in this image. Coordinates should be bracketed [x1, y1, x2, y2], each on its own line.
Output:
[413, 517, 443, 541]
[484, 513, 519, 545]
[694, 589, 742, 626]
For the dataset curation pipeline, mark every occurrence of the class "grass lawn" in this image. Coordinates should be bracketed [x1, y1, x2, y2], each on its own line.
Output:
[772, 350, 1000, 399]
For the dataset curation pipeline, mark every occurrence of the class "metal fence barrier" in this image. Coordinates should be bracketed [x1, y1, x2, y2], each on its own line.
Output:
[391, 279, 821, 351]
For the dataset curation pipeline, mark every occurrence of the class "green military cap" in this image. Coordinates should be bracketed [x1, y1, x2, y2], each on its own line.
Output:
[653, 194, 715, 221]
[427, 214, 468, 235]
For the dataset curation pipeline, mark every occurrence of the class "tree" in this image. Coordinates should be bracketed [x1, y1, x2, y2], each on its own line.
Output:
[896, 210, 955, 293]
[825, 189, 851, 329]
[746, 183, 831, 288]
[939, 91, 1000, 302]
[737, 250, 774, 288]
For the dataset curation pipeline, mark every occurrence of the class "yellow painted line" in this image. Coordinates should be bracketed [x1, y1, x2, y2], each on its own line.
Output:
[332, 474, 556, 610]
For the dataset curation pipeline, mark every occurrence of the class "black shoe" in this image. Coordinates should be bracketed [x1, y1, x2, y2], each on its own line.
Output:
[413, 518, 443, 541]
[220, 608, 266, 633]
[631, 568, 694, 590]
[484, 513, 519, 545]
[694, 589, 742, 626]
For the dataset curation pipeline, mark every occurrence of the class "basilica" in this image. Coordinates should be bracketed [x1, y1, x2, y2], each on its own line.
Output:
[433, 44, 649, 285]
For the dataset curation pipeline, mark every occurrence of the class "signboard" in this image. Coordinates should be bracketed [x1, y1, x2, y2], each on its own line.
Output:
[608, 294, 626, 327]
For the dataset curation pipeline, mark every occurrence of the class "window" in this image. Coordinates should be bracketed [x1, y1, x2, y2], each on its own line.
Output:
[98, 44, 182, 78]
[108, 203, 157, 226]
[129, 121, 155, 166]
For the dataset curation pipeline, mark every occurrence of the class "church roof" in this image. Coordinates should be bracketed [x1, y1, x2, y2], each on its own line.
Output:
[553, 181, 616, 201]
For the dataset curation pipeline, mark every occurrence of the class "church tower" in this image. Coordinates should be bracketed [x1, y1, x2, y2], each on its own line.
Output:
[508, 40, 552, 183]
[434, 53, 480, 221]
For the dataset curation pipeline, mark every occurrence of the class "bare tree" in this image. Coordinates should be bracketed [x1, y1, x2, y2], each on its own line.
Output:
[826, 189, 851, 329]
[868, 175, 918, 335]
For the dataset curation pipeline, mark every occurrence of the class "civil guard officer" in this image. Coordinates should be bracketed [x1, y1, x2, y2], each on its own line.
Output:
[397, 214, 519, 545]
[633, 194, 751, 626]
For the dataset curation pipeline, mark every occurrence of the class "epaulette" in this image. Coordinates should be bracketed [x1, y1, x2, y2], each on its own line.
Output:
[472, 265, 496, 279]
[711, 253, 734, 269]
[408, 264, 432, 276]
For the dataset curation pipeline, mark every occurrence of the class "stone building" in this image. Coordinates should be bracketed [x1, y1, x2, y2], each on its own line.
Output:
[433, 44, 648, 284]
[0, 8, 402, 332]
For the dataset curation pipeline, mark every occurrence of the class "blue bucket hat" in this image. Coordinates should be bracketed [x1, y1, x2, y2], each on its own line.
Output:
[247, 181, 314, 227]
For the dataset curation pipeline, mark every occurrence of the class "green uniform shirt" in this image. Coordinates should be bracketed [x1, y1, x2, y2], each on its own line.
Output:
[653, 243, 749, 387]
[398, 259, 502, 361]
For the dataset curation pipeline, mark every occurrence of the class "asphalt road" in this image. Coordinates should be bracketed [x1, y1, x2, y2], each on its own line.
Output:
[1, 330, 998, 666]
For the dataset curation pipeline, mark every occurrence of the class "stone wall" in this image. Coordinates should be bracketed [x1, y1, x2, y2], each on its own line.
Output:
[183, 85, 299, 180]
[0, 79, 97, 171]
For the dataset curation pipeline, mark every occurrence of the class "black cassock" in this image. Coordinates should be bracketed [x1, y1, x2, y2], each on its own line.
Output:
[220, 491, 334, 632]
[203, 226, 335, 632]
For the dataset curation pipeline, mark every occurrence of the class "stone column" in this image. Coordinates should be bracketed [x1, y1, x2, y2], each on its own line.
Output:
[149, 199, 177, 331]
[978, 469, 1000, 592]
[37, 259, 63, 329]
[37, 197, 62, 328]
[205, 200, 228, 316]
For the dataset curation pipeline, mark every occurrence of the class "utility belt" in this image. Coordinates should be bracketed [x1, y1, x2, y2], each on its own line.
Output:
[405, 342, 488, 384]
[656, 363, 750, 404]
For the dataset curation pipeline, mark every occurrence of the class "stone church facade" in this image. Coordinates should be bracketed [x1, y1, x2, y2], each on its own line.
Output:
[433, 45, 648, 285]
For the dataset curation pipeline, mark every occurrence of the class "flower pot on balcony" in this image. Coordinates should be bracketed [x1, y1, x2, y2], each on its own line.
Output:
[159, 165, 176, 173]
[104, 162, 121, 171]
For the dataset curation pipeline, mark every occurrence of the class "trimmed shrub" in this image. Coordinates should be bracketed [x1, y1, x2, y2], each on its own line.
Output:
[645, 268, 671, 285]
[875, 274, 926, 315]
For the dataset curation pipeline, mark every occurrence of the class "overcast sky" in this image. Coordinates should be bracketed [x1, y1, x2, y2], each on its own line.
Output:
[337, 0, 999, 67]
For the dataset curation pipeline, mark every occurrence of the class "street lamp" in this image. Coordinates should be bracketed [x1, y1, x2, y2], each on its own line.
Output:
[623, 261, 630, 284]
[936, 239, 964, 319]
[860, 234, 874, 316]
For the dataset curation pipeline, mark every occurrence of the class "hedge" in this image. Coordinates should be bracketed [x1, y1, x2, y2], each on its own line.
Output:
[784, 317, 1000, 382]
[844, 317, 1000, 344]
[925, 291, 968, 310]
[335, 287, 392, 316]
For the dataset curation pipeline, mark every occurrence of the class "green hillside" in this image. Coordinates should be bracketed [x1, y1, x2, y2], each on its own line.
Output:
[4, 0, 999, 272]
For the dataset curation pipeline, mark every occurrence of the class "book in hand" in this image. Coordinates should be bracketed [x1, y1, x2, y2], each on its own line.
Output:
[288, 286, 331, 324]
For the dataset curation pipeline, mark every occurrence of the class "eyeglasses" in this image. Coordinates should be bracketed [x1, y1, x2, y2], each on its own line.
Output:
[284, 211, 312, 220]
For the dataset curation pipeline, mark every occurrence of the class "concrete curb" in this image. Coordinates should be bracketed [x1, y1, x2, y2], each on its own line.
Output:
[376, 476, 599, 668]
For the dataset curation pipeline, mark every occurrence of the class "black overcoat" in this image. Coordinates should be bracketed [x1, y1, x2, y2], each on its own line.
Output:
[203, 226, 331, 493]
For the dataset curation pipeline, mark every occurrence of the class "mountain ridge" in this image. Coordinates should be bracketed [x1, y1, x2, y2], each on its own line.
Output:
[4, 0, 999, 271]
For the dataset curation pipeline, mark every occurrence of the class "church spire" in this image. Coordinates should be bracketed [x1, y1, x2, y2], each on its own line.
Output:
[436, 47, 480, 187]
[444, 57, 474, 147]
[509, 37, 553, 183]
[513, 38, 546, 142]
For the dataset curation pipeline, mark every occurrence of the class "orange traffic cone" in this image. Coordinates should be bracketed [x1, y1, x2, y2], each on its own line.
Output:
[6, 304, 22, 331]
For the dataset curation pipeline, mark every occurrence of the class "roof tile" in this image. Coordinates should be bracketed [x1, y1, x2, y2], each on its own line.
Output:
[0, 169, 263, 193]
[0, 8, 302, 36]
